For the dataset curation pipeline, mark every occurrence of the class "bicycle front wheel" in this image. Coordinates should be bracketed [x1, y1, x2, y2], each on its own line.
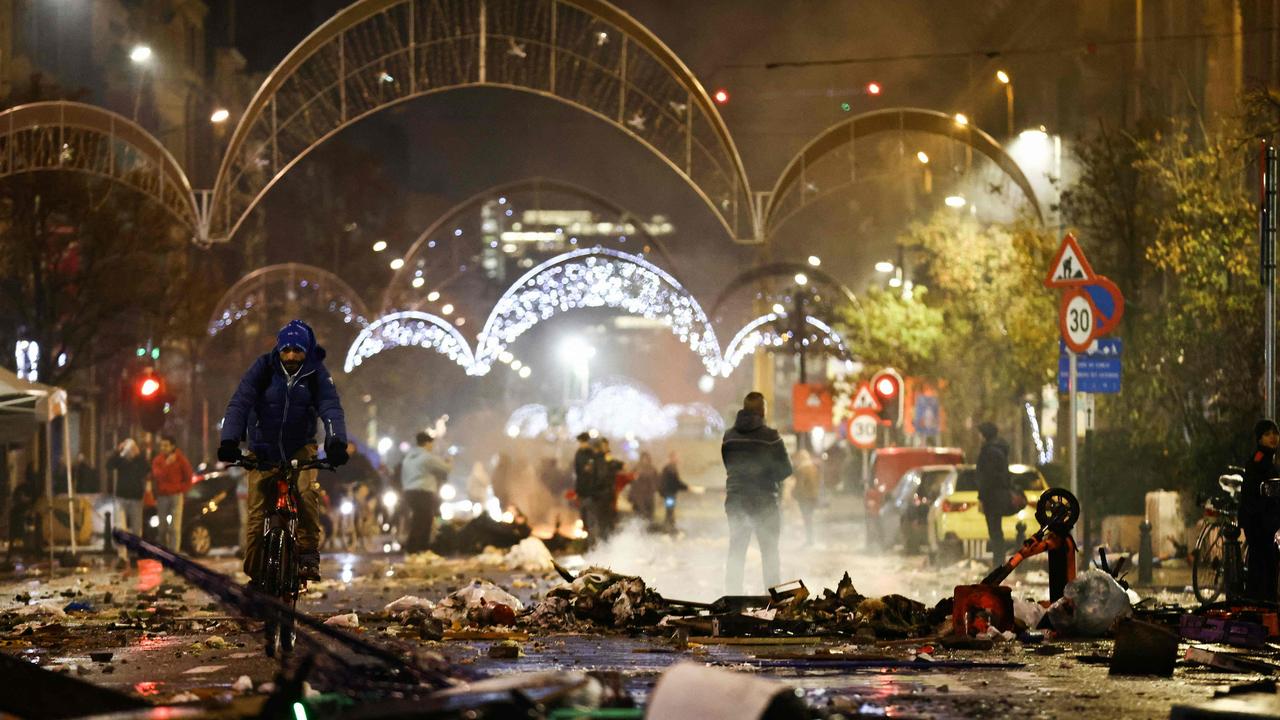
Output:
[1192, 523, 1226, 605]
[262, 527, 296, 657]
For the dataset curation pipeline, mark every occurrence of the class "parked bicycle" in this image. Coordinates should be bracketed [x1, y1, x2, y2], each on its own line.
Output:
[229, 456, 333, 657]
[1191, 466, 1247, 605]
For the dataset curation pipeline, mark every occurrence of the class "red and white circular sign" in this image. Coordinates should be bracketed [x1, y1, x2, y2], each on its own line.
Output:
[848, 413, 879, 449]
[1059, 289, 1097, 353]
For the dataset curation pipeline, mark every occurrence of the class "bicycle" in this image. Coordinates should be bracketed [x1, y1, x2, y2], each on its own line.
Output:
[1191, 466, 1247, 605]
[229, 456, 333, 657]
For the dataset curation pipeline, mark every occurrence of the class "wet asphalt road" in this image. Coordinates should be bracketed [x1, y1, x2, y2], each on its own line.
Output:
[0, 491, 1273, 718]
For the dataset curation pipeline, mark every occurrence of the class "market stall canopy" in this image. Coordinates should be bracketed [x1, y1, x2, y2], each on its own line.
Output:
[0, 366, 66, 442]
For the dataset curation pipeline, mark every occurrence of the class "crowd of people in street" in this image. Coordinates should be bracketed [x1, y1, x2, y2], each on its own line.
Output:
[572, 432, 688, 542]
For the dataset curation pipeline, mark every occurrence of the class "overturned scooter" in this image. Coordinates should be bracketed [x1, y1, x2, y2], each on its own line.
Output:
[951, 488, 1081, 635]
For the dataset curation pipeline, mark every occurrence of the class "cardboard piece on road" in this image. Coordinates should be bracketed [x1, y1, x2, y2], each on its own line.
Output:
[645, 662, 804, 720]
[1044, 233, 1097, 288]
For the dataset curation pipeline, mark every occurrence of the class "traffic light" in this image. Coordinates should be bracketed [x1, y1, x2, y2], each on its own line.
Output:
[871, 367, 903, 427]
[712, 88, 729, 105]
[135, 370, 168, 433]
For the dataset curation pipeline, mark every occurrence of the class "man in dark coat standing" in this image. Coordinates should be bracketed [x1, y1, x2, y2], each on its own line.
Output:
[722, 392, 793, 594]
[1242, 419, 1280, 601]
[572, 433, 602, 539]
[976, 421, 1012, 569]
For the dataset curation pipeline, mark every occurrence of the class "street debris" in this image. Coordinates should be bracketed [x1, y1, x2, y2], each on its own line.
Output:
[324, 612, 360, 628]
[232, 675, 254, 693]
[1047, 569, 1132, 637]
[433, 580, 523, 626]
[1109, 618, 1180, 676]
[504, 537, 555, 573]
[384, 595, 435, 614]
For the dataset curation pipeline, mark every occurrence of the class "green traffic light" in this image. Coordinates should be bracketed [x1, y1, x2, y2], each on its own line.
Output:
[136, 347, 146, 357]
[151, 347, 160, 360]
[840, 102, 851, 112]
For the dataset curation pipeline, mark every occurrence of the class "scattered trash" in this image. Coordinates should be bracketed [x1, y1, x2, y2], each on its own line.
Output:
[324, 613, 360, 628]
[504, 537, 555, 573]
[645, 662, 808, 720]
[16, 601, 67, 618]
[168, 692, 200, 703]
[1181, 614, 1269, 648]
[61, 601, 93, 613]
[204, 635, 228, 649]
[384, 595, 435, 614]
[183, 665, 227, 675]
[1013, 598, 1047, 630]
[487, 640, 523, 659]
[232, 675, 254, 693]
[433, 580, 523, 626]
[1185, 647, 1279, 674]
[1109, 618, 1179, 677]
[1047, 569, 1131, 637]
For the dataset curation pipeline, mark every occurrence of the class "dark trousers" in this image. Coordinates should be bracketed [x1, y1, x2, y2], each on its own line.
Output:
[581, 495, 614, 543]
[1243, 515, 1280, 602]
[985, 511, 1006, 569]
[725, 494, 781, 594]
[403, 489, 438, 554]
[662, 496, 677, 530]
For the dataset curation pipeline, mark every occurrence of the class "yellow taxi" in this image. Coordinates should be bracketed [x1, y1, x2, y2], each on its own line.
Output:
[927, 464, 1049, 559]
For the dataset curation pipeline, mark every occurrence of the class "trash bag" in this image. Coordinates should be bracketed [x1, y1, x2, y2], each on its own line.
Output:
[504, 537, 555, 573]
[1047, 569, 1132, 637]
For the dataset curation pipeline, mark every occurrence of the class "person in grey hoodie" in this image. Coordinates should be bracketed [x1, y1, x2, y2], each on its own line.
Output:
[722, 391, 793, 594]
[400, 431, 452, 553]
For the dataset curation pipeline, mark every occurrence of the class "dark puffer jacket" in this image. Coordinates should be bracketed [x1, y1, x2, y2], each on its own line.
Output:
[219, 324, 347, 463]
[721, 410, 793, 499]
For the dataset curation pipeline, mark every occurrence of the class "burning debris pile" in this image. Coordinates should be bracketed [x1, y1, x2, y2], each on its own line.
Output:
[527, 568, 667, 630]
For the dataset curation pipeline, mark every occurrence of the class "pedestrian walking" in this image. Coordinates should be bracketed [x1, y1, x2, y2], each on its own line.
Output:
[151, 434, 193, 552]
[976, 421, 1013, 569]
[1242, 418, 1280, 601]
[400, 431, 451, 553]
[572, 432, 601, 536]
[722, 392, 792, 594]
[659, 451, 688, 531]
[106, 439, 149, 545]
[597, 437, 624, 538]
[628, 451, 659, 524]
[792, 449, 821, 546]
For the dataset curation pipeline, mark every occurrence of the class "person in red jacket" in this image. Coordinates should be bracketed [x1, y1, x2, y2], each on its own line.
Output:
[152, 434, 193, 551]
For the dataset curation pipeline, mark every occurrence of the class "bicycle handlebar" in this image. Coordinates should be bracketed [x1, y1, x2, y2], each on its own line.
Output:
[225, 457, 335, 473]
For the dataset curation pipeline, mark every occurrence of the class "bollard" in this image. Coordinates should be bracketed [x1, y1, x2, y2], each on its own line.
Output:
[1013, 520, 1027, 549]
[1138, 519, 1153, 585]
[102, 511, 114, 555]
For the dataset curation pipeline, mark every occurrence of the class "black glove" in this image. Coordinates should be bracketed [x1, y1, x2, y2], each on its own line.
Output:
[217, 440, 242, 463]
[325, 440, 349, 467]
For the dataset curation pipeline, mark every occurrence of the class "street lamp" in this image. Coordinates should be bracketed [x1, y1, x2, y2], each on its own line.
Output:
[129, 45, 152, 64]
[916, 151, 929, 164]
[794, 272, 809, 286]
[954, 113, 969, 127]
[807, 255, 821, 267]
[944, 195, 967, 208]
[129, 45, 153, 122]
[209, 108, 230, 124]
[875, 261, 895, 273]
[559, 336, 596, 402]
[995, 70, 1014, 137]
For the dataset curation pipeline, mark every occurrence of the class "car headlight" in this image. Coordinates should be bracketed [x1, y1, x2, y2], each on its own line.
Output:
[340, 500, 355, 516]
[381, 490, 398, 511]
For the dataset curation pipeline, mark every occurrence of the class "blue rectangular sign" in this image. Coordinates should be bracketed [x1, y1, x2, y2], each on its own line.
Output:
[1058, 339, 1122, 394]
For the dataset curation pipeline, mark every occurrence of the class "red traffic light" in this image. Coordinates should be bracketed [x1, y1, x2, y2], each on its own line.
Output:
[138, 377, 161, 397]
[866, 82, 882, 96]
[874, 375, 899, 399]
[713, 88, 730, 105]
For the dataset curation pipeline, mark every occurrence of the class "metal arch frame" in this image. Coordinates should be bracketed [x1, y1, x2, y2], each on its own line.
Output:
[762, 107, 1044, 239]
[381, 176, 680, 312]
[206, 262, 373, 338]
[0, 101, 199, 231]
[208, 0, 755, 245]
[706, 261, 862, 319]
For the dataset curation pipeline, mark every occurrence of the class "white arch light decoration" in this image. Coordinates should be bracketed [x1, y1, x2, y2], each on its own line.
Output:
[344, 247, 854, 376]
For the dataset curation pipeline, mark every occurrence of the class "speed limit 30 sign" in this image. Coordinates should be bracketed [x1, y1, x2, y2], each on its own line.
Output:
[1059, 288, 1098, 353]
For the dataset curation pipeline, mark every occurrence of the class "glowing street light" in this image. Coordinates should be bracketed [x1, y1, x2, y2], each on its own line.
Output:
[875, 261, 895, 273]
[995, 69, 1010, 85]
[389, 258, 405, 270]
[129, 45, 152, 64]
[209, 108, 230, 123]
[916, 151, 929, 164]
[944, 195, 967, 208]
[372, 240, 387, 252]
[807, 255, 821, 267]
[954, 113, 969, 126]
[996, 71, 1014, 136]
[794, 273, 808, 286]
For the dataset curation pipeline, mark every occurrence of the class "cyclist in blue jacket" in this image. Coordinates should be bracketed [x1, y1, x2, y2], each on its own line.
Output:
[217, 320, 348, 582]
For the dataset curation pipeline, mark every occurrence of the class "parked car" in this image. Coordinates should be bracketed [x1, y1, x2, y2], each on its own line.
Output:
[927, 463, 1049, 560]
[878, 464, 956, 552]
[182, 464, 242, 556]
[864, 447, 964, 547]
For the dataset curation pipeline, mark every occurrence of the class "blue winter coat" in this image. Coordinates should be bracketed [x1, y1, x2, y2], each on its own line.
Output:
[219, 345, 348, 463]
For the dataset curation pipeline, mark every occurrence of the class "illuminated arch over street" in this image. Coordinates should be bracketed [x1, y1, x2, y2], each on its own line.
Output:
[207, 263, 371, 338]
[0, 101, 199, 232]
[762, 107, 1044, 238]
[346, 247, 854, 377]
[208, 0, 754, 244]
[382, 176, 679, 312]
